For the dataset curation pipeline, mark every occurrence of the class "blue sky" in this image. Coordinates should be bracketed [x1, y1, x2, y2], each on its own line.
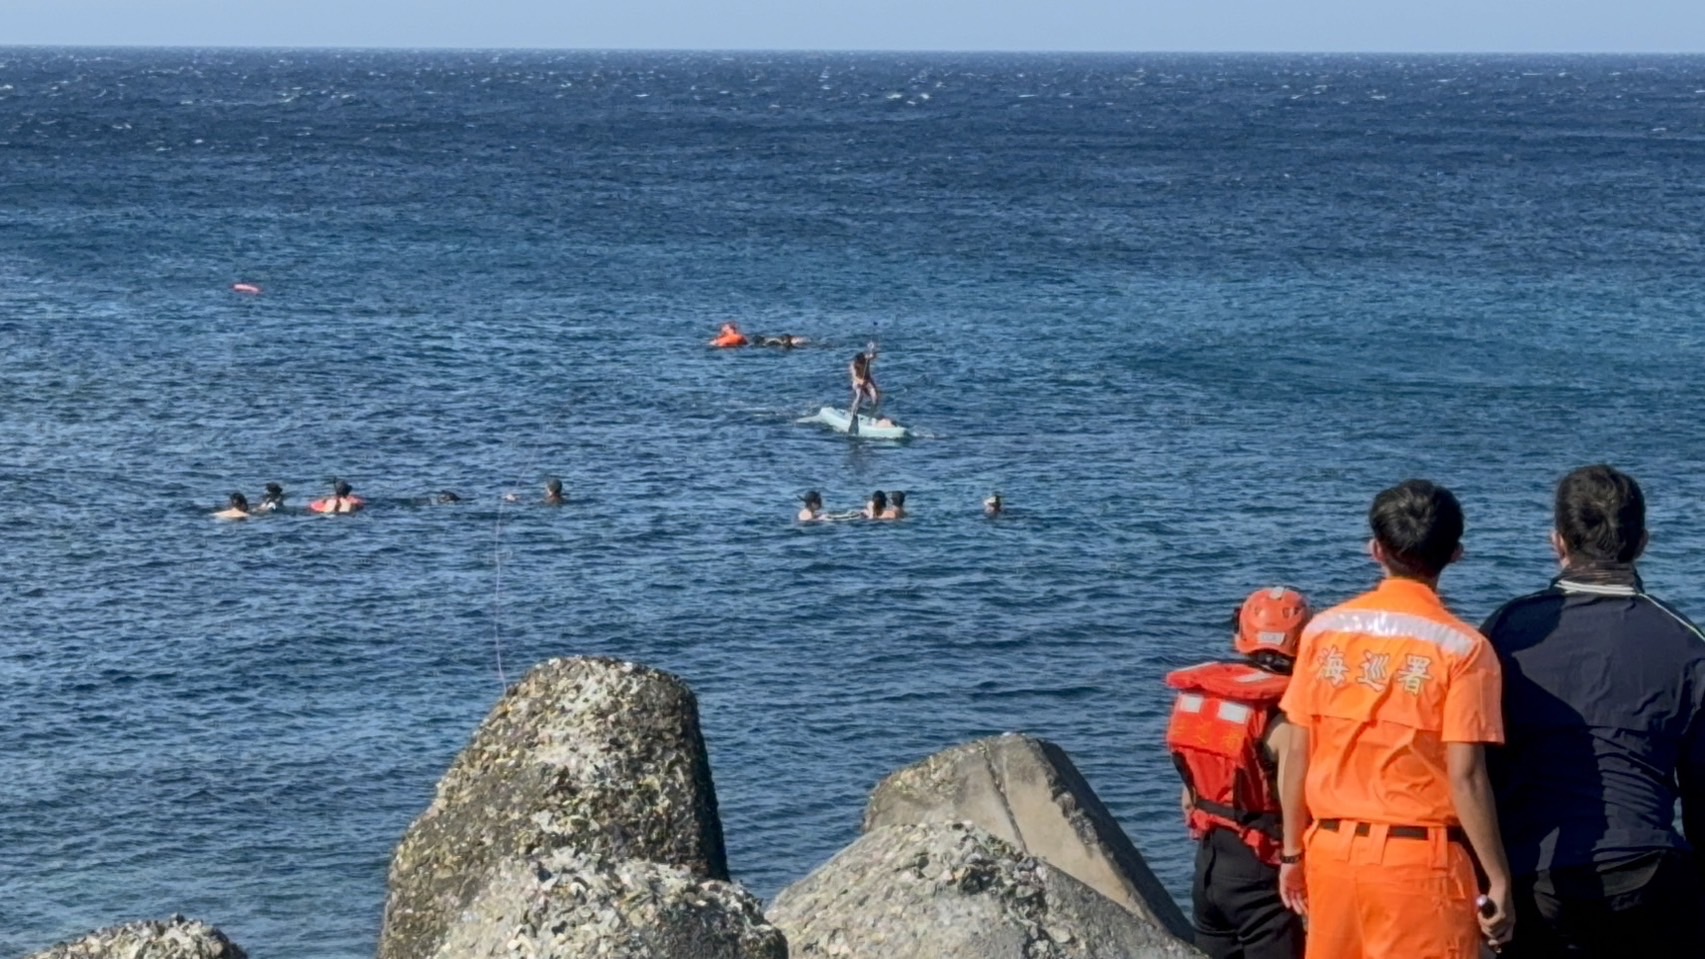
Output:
[10, 0, 1704, 52]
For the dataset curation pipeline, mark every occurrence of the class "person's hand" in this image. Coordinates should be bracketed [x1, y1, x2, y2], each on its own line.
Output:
[1478, 884, 1514, 950]
[1279, 860, 1307, 916]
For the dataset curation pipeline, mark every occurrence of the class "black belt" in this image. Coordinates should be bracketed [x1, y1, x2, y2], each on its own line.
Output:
[1195, 798, 1281, 837]
[1317, 819, 1467, 844]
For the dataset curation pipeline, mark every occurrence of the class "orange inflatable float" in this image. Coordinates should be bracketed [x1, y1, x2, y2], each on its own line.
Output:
[709, 322, 747, 348]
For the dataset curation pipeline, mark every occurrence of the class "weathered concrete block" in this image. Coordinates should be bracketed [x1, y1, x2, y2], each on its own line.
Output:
[379, 657, 729, 959]
[432, 850, 786, 959]
[24, 916, 246, 959]
[863, 733, 1193, 940]
[769, 821, 1201, 959]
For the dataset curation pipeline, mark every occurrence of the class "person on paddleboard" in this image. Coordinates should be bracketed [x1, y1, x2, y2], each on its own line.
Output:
[849, 342, 880, 418]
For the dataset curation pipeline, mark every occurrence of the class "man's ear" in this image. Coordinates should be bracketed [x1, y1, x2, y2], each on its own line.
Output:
[1550, 529, 1568, 563]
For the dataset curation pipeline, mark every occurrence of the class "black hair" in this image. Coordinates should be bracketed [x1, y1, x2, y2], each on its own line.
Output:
[334, 480, 353, 497]
[801, 490, 822, 507]
[265, 482, 283, 496]
[1368, 479, 1464, 579]
[546, 478, 563, 495]
[436, 490, 461, 504]
[229, 492, 248, 510]
[1249, 650, 1294, 676]
[1555, 464, 1646, 564]
[889, 490, 906, 507]
[870, 490, 887, 512]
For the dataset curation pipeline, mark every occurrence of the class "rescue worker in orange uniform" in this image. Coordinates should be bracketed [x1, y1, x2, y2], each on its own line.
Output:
[1167, 586, 1313, 959]
[1277, 479, 1514, 958]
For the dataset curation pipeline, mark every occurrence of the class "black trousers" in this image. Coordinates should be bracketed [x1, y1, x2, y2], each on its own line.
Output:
[1503, 848, 1705, 958]
[1192, 828, 1304, 959]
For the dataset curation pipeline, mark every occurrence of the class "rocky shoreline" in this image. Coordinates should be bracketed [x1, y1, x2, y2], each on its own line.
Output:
[24, 657, 1200, 959]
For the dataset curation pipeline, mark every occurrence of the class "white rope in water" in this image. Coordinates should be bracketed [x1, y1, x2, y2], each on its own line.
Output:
[489, 400, 571, 691]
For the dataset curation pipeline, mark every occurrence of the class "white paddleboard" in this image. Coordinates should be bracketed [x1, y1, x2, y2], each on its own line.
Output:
[802, 406, 910, 439]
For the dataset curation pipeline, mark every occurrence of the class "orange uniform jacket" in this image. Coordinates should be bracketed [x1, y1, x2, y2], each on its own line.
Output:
[1281, 577, 1503, 825]
[1279, 577, 1504, 959]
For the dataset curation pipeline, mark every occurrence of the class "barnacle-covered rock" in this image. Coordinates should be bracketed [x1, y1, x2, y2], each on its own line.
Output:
[864, 733, 1192, 939]
[380, 657, 729, 959]
[768, 822, 1200, 959]
[433, 850, 785, 959]
[24, 915, 246, 959]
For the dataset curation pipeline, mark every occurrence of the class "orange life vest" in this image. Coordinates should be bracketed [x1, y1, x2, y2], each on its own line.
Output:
[1165, 660, 1290, 865]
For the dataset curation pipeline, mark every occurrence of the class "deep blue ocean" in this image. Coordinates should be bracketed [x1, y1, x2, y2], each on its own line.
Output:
[3, 47, 1704, 957]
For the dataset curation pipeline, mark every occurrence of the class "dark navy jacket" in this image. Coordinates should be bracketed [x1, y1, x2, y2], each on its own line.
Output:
[1482, 566, 1705, 876]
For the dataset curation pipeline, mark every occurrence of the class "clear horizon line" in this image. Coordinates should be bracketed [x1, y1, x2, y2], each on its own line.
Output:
[3, 42, 1703, 57]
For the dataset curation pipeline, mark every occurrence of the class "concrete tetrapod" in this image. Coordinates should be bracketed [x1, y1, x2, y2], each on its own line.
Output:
[432, 850, 786, 959]
[23, 916, 247, 959]
[379, 657, 730, 959]
[769, 821, 1202, 959]
[863, 733, 1194, 940]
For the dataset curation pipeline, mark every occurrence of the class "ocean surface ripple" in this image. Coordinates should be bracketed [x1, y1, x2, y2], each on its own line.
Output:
[2, 49, 1704, 958]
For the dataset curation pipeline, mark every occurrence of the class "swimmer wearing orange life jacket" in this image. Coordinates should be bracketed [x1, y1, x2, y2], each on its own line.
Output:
[710, 322, 748, 349]
[309, 480, 366, 514]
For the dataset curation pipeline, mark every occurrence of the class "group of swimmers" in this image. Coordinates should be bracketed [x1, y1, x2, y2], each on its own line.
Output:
[709, 322, 809, 350]
[796, 489, 906, 522]
[795, 489, 1004, 522]
[211, 478, 565, 520]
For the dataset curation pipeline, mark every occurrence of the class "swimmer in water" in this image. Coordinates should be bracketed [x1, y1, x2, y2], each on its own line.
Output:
[310, 480, 365, 514]
[863, 490, 888, 520]
[757, 334, 809, 348]
[711, 322, 748, 347]
[884, 490, 907, 520]
[545, 478, 564, 506]
[849, 343, 880, 418]
[984, 492, 1003, 517]
[798, 490, 825, 522]
[434, 490, 462, 505]
[212, 492, 252, 521]
[256, 482, 286, 513]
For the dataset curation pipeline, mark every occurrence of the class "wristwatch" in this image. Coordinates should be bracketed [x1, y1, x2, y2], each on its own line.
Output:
[1279, 851, 1304, 865]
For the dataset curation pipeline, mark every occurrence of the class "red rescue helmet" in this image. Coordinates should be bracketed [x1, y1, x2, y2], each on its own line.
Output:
[1235, 586, 1311, 660]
